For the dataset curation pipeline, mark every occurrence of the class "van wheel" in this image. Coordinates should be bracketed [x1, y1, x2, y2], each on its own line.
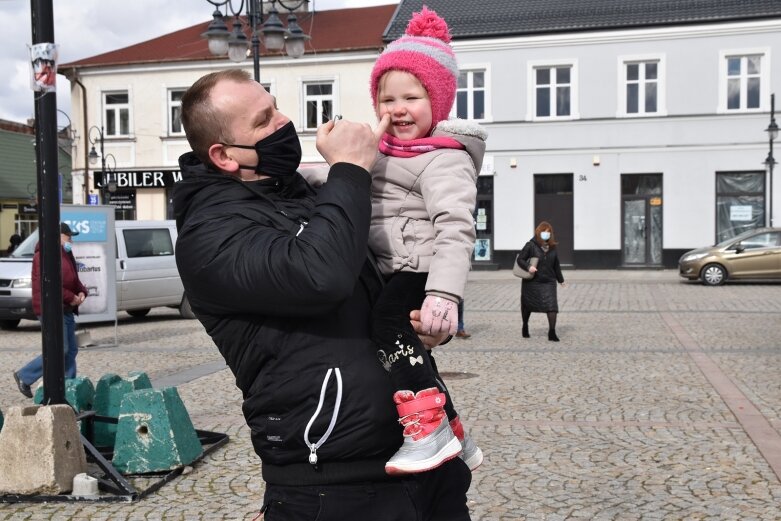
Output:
[0, 319, 20, 330]
[179, 295, 196, 319]
[127, 308, 151, 318]
[701, 264, 726, 286]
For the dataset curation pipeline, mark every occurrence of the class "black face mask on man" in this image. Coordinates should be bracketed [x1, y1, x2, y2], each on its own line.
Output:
[223, 121, 302, 177]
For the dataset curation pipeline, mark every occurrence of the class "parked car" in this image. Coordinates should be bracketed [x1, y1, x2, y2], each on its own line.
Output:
[0, 220, 194, 329]
[679, 227, 781, 285]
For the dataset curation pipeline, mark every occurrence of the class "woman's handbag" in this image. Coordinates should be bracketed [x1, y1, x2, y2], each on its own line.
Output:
[513, 255, 539, 279]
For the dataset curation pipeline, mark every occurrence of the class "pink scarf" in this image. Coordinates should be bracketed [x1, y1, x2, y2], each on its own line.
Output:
[379, 133, 464, 158]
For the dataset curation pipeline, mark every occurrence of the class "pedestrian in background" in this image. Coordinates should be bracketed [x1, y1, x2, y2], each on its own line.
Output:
[516, 221, 565, 341]
[455, 299, 471, 338]
[6, 233, 22, 256]
[13, 222, 88, 398]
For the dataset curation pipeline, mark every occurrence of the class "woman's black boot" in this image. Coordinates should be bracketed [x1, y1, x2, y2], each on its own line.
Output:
[548, 329, 559, 342]
[522, 324, 529, 338]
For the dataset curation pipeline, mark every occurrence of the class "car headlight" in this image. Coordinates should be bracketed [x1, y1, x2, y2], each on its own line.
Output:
[12, 277, 32, 288]
[681, 252, 708, 263]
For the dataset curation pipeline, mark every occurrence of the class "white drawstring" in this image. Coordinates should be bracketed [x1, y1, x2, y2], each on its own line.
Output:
[303, 367, 343, 465]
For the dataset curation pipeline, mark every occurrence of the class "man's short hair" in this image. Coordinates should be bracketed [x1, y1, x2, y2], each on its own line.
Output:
[180, 69, 254, 166]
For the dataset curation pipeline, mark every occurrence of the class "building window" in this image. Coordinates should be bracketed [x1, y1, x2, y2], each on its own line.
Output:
[715, 172, 765, 243]
[303, 82, 333, 131]
[103, 91, 130, 137]
[456, 69, 486, 120]
[727, 55, 761, 110]
[168, 89, 185, 135]
[719, 50, 768, 113]
[629, 64, 658, 114]
[528, 61, 578, 120]
[618, 55, 666, 117]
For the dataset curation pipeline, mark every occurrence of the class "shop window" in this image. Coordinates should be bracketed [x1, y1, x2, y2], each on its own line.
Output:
[715, 172, 765, 243]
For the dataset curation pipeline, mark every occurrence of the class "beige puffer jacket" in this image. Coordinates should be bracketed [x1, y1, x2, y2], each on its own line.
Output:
[370, 119, 487, 301]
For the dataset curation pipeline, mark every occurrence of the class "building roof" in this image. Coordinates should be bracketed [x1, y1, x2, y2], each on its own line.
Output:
[60, 4, 397, 72]
[0, 120, 72, 200]
[384, 0, 781, 40]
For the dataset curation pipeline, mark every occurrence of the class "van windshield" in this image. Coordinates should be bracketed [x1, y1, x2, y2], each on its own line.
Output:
[9, 231, 39, 258]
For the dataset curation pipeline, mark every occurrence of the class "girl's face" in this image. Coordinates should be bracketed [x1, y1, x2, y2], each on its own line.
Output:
[376, 70, 433, 140]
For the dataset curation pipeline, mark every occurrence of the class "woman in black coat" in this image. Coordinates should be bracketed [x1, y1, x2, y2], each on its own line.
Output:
[515, 221, 566, 341]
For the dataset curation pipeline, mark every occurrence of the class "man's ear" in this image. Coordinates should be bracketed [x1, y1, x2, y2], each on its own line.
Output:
[208, 143, 239, 173]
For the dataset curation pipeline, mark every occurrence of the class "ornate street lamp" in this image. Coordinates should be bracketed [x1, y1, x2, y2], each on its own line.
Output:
[88, 126, 117, 205]
[202, 0, 310, 82]
[765, 93, 778, 228]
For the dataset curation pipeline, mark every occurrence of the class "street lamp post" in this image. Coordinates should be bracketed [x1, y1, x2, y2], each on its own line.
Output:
[88, 126, 117, 206]
[202, 0, 310, 82]
[766, 93, 779, 228]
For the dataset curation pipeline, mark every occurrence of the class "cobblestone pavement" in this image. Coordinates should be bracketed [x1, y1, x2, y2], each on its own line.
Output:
[1, 270, 780, 520]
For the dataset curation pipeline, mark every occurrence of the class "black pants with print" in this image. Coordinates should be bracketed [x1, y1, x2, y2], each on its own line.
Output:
[371, 272, 457, 420]
[261, 458, 472, 521]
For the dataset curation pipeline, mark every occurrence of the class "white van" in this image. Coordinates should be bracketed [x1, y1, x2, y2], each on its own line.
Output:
[0, 220, 193, 330]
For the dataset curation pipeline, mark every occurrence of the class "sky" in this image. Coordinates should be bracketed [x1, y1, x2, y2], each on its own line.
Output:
[0, 0, 395, 127]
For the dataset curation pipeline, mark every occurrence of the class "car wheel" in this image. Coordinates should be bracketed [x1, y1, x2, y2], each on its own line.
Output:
[127, 308, 151, 318]
[0, 319, 20, 330]
[179, 295, 196, 319]
[701, 263, 726, 286]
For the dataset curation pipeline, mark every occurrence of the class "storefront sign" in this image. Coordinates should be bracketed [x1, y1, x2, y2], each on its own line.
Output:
[94, 169, 182, 189]
[107, 191, 136, 210]
[21, 204, 37, 214]
[730, 205, 753, 221]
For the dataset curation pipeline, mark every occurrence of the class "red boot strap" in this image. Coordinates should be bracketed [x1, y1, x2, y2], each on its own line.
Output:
[396, 392, 447, 417]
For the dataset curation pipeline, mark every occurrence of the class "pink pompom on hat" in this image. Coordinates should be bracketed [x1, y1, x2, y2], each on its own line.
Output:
[370, 6, 458, 131]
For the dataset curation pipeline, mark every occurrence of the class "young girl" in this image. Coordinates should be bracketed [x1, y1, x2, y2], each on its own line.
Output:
[368, 7, 486, 475]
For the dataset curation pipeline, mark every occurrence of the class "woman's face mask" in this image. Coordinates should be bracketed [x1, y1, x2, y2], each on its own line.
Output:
[540, 231, 551, 241]
[224, 121, 302, 178]
[63, 241, 73, 253]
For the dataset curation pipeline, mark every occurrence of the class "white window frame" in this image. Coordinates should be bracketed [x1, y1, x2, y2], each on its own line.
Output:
[527, 59, 579, 121]
[451, 65, 491, 122]
[617, 54, 667, 118]
[718, 48, 770, 114]
[167, 88, 186, 136]
[300, 78, 337, 132]
[102, 90, 132, 137]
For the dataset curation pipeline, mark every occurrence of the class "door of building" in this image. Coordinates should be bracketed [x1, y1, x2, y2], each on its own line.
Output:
[621, 174, 663, 266]
[533, 174, 574, 265]
[472, 176, 494, 265]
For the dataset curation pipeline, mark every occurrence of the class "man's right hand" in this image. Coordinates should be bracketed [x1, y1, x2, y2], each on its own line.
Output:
[315, 114, 390, 171]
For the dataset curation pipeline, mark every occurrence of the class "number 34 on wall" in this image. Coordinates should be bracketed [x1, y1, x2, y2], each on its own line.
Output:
[578, 174, 588, 182]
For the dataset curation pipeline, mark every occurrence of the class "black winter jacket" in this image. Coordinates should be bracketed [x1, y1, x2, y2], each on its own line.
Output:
[173, 153, 401, 485]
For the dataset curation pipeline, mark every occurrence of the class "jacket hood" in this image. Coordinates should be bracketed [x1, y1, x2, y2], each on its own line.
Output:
[432, 118, 487, 173]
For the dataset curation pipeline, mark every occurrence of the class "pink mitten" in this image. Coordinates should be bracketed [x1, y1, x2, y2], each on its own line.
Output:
[420, 295, 458, 336]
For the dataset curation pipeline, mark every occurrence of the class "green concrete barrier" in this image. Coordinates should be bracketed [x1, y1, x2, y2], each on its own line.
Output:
[112, 387, 203, 474]
[93, 372, 152, 448]
[33, 377, 95, 412]
[32, 377, 96, 437]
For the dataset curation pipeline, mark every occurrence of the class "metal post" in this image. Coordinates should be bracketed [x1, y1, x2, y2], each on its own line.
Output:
[249, 0, 261, 82]
[31, 0, 65, 405]
[769, 94, 775, 228]
[99, 127, 107, 205]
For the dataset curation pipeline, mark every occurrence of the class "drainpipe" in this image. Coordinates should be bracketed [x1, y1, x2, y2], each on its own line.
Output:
[71, 75, 89, 204]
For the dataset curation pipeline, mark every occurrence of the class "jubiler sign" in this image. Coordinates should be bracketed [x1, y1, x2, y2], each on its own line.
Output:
[94, 169, 182, 189]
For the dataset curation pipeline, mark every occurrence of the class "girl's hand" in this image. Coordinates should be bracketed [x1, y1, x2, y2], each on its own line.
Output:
[419, 295, 458, 336]
[529, 266, 538, 274]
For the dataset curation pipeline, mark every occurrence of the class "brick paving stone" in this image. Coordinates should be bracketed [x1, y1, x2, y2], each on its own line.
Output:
[1, 271, 780, 519]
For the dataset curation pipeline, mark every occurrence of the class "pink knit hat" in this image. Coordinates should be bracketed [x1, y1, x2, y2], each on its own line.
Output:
[370, 7, 458, 130]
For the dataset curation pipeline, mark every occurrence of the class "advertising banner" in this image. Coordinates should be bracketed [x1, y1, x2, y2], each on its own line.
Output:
[61, 205, 117, 324]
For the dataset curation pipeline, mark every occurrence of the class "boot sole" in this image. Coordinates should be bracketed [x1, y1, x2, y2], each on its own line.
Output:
[385, 437, 462, 475]
[463, 446, 484, 471]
